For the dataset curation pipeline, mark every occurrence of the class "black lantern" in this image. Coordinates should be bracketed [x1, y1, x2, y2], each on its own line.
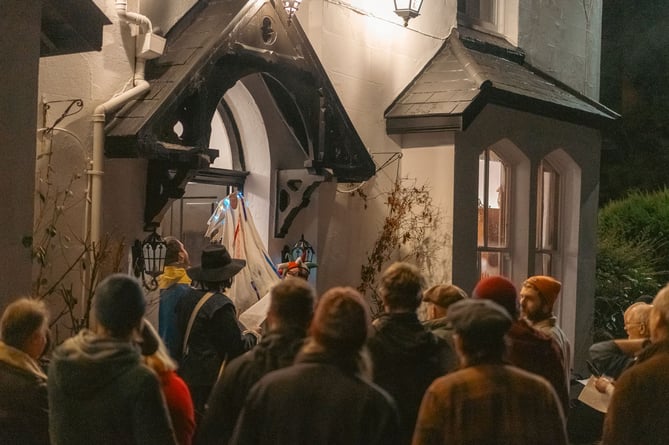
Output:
[290, 234, 315, 263]
[394, 0, 424, 26]
[132, 230, 167, 290]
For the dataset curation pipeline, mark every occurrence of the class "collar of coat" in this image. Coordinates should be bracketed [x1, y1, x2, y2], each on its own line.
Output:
[0, 340, 47, 379]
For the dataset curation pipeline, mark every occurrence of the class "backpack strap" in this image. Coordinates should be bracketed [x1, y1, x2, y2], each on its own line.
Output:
[182, 291, 215, 356]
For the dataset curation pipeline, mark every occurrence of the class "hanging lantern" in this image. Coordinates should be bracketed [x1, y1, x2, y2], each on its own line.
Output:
[283, 0, 303, 23]
[394, 0, 424, 26]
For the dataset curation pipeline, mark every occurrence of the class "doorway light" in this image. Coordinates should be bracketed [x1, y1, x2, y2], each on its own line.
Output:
[394, 0, 423, 27]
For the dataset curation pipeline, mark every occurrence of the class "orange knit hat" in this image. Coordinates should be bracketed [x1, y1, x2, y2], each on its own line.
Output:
[523, 275, 561, 308]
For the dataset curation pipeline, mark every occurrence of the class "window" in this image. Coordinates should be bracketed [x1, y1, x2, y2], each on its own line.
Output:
[458, 0, 498, 29]
[478, 148, 511, 278]
[535, 160, 560, 275]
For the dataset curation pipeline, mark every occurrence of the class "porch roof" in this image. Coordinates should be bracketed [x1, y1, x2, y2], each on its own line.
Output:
[385, 27, 619, 134]
[105, 0, 375, 183]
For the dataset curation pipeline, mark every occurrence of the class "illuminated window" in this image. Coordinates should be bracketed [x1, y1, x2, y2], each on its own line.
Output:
[478, 148, 511, 278]
[535, 160, 560, 275]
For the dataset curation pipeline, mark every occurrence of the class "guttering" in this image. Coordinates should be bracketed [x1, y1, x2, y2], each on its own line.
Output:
[89, 1, 155, 249]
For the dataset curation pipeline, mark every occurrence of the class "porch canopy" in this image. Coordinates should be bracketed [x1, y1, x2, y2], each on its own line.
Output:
[104, 0, 375, 226]
[385, 27, 619, 134]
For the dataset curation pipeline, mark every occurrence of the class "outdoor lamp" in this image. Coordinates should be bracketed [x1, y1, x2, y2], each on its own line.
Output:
[132, 229, 167, 290]
[283, 0, 303, 22]
[394, 0, 423, 26]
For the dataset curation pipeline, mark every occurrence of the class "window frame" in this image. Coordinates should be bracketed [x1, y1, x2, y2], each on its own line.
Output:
[457, 0, 502, 34]
[477, 147, 513, 279]
[535, 158, 562, 276]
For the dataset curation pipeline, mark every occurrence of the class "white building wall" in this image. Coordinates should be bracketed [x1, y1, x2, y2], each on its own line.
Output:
[518, 0, 602, 99]
[296, 0, 458, 292]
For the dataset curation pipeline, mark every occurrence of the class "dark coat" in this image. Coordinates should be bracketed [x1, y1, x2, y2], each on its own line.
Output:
[602, 340, 669, 445]
[195, 327, 307, 445]
[505, 319, 570, 414]
[176, 289, 256, 414]
[229, 347, 401, 445]
[0, 345, 49, 445]
[47, 331, 177, 445]
[367, 312, 456, 444]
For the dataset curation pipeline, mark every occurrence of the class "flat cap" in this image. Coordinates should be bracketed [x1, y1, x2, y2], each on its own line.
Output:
[446, 298, 512, 337]
[423, 284, 468, 309]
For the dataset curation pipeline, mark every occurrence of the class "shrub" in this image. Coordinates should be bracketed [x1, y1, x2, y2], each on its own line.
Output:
[594, 190, 669, 340]
[594, 234, 660, 341]
[598, 188, 669, 281]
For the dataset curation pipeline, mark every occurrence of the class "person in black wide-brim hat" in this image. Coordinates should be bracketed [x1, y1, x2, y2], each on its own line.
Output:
[175, 243, 258, 420]
[186, 244, 246, 287]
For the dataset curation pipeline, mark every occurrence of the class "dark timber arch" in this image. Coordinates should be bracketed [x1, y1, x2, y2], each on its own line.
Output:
[105, 0, 374, 227]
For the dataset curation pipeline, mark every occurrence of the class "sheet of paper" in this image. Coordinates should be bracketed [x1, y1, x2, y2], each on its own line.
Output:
[239, 291, 271, 330]
[577, 375, 612, 413]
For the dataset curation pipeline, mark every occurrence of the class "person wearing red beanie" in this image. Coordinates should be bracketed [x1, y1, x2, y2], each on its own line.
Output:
[473, 276, 569, 413]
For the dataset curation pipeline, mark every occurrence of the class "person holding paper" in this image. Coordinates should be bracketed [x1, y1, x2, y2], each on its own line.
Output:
[602, 285, 669, 445]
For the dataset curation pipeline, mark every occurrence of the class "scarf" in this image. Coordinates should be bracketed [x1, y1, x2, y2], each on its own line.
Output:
[158, 265, 192, 289]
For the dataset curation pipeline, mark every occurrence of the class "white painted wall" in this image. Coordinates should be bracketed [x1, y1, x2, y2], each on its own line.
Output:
[400, 134, 457, 286]
[296, 0, 458, 292]
[518, 0, 602, 98]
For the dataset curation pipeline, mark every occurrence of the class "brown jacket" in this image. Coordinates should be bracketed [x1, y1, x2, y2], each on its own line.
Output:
[602, 340, 669, 445]
[413, 363, 567, 445]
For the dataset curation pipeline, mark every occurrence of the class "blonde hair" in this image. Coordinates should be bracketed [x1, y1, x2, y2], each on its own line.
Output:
[0, 298, 49, 350]
[142, 321, 177, 374]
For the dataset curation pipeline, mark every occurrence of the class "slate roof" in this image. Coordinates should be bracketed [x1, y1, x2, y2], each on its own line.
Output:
[385, 28, 619, 133]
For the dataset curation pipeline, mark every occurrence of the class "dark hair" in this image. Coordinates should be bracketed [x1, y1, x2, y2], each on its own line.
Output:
[200, 279, 233, 292]
[457, 331, 508, 365]
[270, 277, 315, 330]
[379, 262, 425, 310]
[0, 298, 49, 350]
[310, 287, 370, 353]
[94, 274, 145, 338]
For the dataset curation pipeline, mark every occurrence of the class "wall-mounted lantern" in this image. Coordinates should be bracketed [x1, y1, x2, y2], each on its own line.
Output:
[394, 0, 424, 26]
[291, 234, 315, 263]
[132, 229, 167, 290]
[283, 0, 303, 23]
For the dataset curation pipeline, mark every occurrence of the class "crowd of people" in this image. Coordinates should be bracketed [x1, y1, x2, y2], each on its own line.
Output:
[1, 238, 669, 444]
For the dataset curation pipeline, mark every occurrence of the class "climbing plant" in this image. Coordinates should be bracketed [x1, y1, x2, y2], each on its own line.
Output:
[357, 177, 449, 316]
[27, 100, 125, 341]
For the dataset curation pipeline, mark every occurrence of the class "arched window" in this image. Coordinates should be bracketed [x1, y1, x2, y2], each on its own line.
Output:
[478, 148, 511, 278]
[535, 159, 560, 275]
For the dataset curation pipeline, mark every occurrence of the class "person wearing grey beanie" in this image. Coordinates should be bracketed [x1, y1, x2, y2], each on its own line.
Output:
[48, 274, 177, 445]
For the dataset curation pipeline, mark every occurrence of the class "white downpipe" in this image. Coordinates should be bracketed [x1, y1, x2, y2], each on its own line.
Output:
[90, 75, 149, 247]
[115, 0, 153, 33]
[89, 2, 154, 258]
